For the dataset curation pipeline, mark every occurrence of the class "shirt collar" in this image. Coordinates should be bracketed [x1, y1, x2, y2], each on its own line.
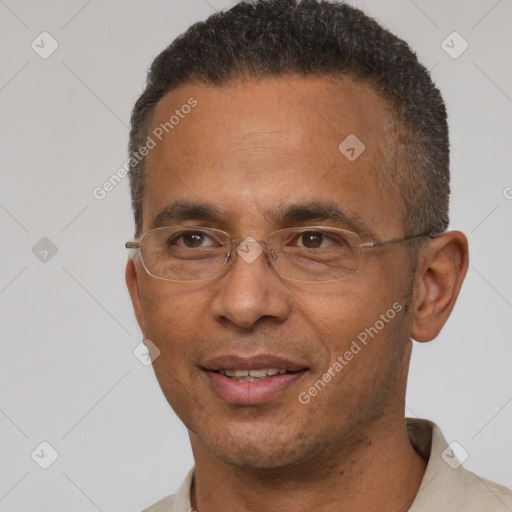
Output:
[173, 466, 194, 510]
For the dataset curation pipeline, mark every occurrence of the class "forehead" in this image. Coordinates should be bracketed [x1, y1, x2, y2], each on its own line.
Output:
[143, 75, 402, 236]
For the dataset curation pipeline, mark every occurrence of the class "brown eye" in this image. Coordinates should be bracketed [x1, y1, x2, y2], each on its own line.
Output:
[181, 232, 205, 247]
[293, 230, 351, 249]
[169, 231, 211, 248]
[299, 231, 325, 248]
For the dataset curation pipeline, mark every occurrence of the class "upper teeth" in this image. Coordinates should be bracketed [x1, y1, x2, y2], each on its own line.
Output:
[218, 368, 287, 378]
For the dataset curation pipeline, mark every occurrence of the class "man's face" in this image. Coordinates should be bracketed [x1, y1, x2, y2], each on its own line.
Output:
[128, 76, 417, 468]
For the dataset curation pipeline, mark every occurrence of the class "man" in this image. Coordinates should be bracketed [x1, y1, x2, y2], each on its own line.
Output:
[125, 1, 512, 510]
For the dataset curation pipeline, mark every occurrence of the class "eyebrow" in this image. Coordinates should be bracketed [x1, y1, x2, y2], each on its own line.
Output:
[151, 199, 378, 239]
[267, 201, 378, 239]
[151, 200, 223, 229]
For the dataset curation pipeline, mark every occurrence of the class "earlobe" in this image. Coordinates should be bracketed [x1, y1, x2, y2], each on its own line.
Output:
[126, 258, 146, 334]
[410, 231, 469, 342]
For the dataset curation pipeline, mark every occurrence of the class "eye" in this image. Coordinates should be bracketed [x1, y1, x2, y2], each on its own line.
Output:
[295, 231, 333, 249]
[292, 230, 351, 249]
[170, 231, 216, 248]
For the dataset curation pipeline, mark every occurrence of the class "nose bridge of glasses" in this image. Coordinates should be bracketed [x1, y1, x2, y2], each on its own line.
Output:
[230, 236, 275, 266]
[232, 237, 270, 246]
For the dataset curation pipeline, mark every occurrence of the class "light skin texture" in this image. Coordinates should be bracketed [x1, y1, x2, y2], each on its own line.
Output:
[126, 76, 469, 512]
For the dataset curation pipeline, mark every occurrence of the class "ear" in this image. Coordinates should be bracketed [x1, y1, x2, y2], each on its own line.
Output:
[126, 257, 146, 334]
[410, 231, 469, 342]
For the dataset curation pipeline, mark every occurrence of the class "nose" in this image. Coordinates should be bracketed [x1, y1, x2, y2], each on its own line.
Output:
[210, 238, 291, 330]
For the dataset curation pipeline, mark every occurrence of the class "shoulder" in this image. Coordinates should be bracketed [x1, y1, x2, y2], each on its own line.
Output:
[141, 494, 176, 512]
[141, 467, 195, 512]
[407, 418, 512, 511]
[452, 471, 512, 511]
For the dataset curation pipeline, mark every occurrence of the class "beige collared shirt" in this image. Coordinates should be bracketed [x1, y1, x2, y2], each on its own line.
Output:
[143, 419, 512, 511]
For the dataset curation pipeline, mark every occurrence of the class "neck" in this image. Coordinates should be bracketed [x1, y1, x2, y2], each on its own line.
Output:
[190, 412, 426, 512]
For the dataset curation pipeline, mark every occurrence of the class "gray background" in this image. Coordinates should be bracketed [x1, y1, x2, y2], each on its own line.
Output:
[1, 0, 511, 510]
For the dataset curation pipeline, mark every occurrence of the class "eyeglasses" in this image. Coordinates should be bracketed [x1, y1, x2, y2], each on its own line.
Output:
[125, 226, 431, 284]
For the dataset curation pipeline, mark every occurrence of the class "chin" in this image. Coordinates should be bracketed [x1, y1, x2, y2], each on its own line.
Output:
[192, 417, 334, 470]
[211, 439, 308, 469]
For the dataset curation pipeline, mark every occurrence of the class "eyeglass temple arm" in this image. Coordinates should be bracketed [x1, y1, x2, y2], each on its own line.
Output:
[125, 241, 141, 249]
[360, 232, 435, 249]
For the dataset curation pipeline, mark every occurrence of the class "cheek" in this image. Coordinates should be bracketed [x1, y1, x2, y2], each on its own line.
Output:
[296, 276, 409, 371]
[136, 282, 211, 391]
[296, 279, 381, 340]
[137, 283, 209, 420]
[298, 289, 409, 417]
[138, 279, 210, 333]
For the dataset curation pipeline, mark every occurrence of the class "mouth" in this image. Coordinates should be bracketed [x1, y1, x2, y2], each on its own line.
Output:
[201, 355, 308, 405]
[215, 368, 294, 382]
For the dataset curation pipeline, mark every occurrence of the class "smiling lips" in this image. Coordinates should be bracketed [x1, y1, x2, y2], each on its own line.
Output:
[217, 368, 288, 381]
[202, 355, 308, 405]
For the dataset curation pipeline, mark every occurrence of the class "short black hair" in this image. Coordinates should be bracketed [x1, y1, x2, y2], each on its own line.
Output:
[129, 0, 449, 237]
